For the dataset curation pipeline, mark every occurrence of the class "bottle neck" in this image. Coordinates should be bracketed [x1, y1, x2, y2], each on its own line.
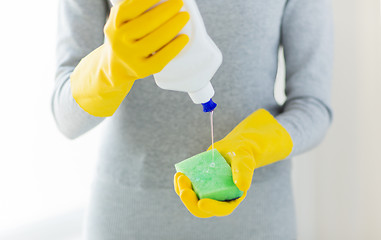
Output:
[188, 82, 215, 104]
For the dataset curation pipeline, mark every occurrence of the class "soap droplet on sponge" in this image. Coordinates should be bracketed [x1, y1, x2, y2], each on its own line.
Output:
[210, 162, 215, 168]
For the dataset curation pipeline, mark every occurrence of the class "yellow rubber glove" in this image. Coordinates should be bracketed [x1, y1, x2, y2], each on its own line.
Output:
[174, 109, 293, 217]
[70, 0, 190, 117]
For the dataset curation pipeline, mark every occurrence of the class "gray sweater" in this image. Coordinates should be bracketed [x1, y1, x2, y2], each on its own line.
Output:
[53, 0, 333, 239]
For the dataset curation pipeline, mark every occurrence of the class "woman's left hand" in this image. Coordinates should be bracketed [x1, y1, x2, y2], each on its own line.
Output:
[173, 109, 294, 218]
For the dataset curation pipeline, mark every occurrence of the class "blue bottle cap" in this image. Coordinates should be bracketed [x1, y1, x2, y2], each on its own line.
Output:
[202, 99, 217, 112]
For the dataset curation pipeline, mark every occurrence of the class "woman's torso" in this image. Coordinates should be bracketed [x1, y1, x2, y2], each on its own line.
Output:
[86, 0, 296, 239]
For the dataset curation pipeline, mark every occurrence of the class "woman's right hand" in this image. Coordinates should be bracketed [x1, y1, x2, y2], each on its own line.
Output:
[70, 0, 190, 117]
[105, 0, 190, 79]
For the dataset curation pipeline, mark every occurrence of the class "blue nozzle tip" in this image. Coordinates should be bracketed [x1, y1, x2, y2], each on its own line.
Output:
[202, 99, 217, 112]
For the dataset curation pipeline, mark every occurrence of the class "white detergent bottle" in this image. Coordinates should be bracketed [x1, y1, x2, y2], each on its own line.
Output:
[111, 0, 222, 112]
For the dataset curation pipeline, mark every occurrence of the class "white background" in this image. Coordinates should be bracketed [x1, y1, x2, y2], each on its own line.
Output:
[0, 0, 380, 239]
[293, 0, 381, 239]
[0, 0, 98, 239]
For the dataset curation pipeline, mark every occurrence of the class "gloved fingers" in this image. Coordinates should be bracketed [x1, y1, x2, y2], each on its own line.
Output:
[175, 174, 213, 218]
[173, 172, 184, 196]
[174, 172, 247, 218]
[180, 189, 213, 218]
[177, 174, 192, 190]
[122, 0, 185, 40]
[114, 0, 162, 27]
[231, 155, 256, 192]
[144, 34, 189, 73]
[198, 191, 247, 217]
[136, 12, 190, 56]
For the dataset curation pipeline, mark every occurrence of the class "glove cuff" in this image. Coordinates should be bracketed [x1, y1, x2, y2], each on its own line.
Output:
[227, 108, 293, 167]
[70, 45, 135, 117]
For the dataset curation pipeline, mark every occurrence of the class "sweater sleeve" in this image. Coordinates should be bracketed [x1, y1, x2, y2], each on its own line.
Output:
[275, 0, 334, 156]
[51, 0, 109, 139]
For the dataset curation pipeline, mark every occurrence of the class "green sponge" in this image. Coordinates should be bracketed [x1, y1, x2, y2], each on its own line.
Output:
[175, 149, 244, 201]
